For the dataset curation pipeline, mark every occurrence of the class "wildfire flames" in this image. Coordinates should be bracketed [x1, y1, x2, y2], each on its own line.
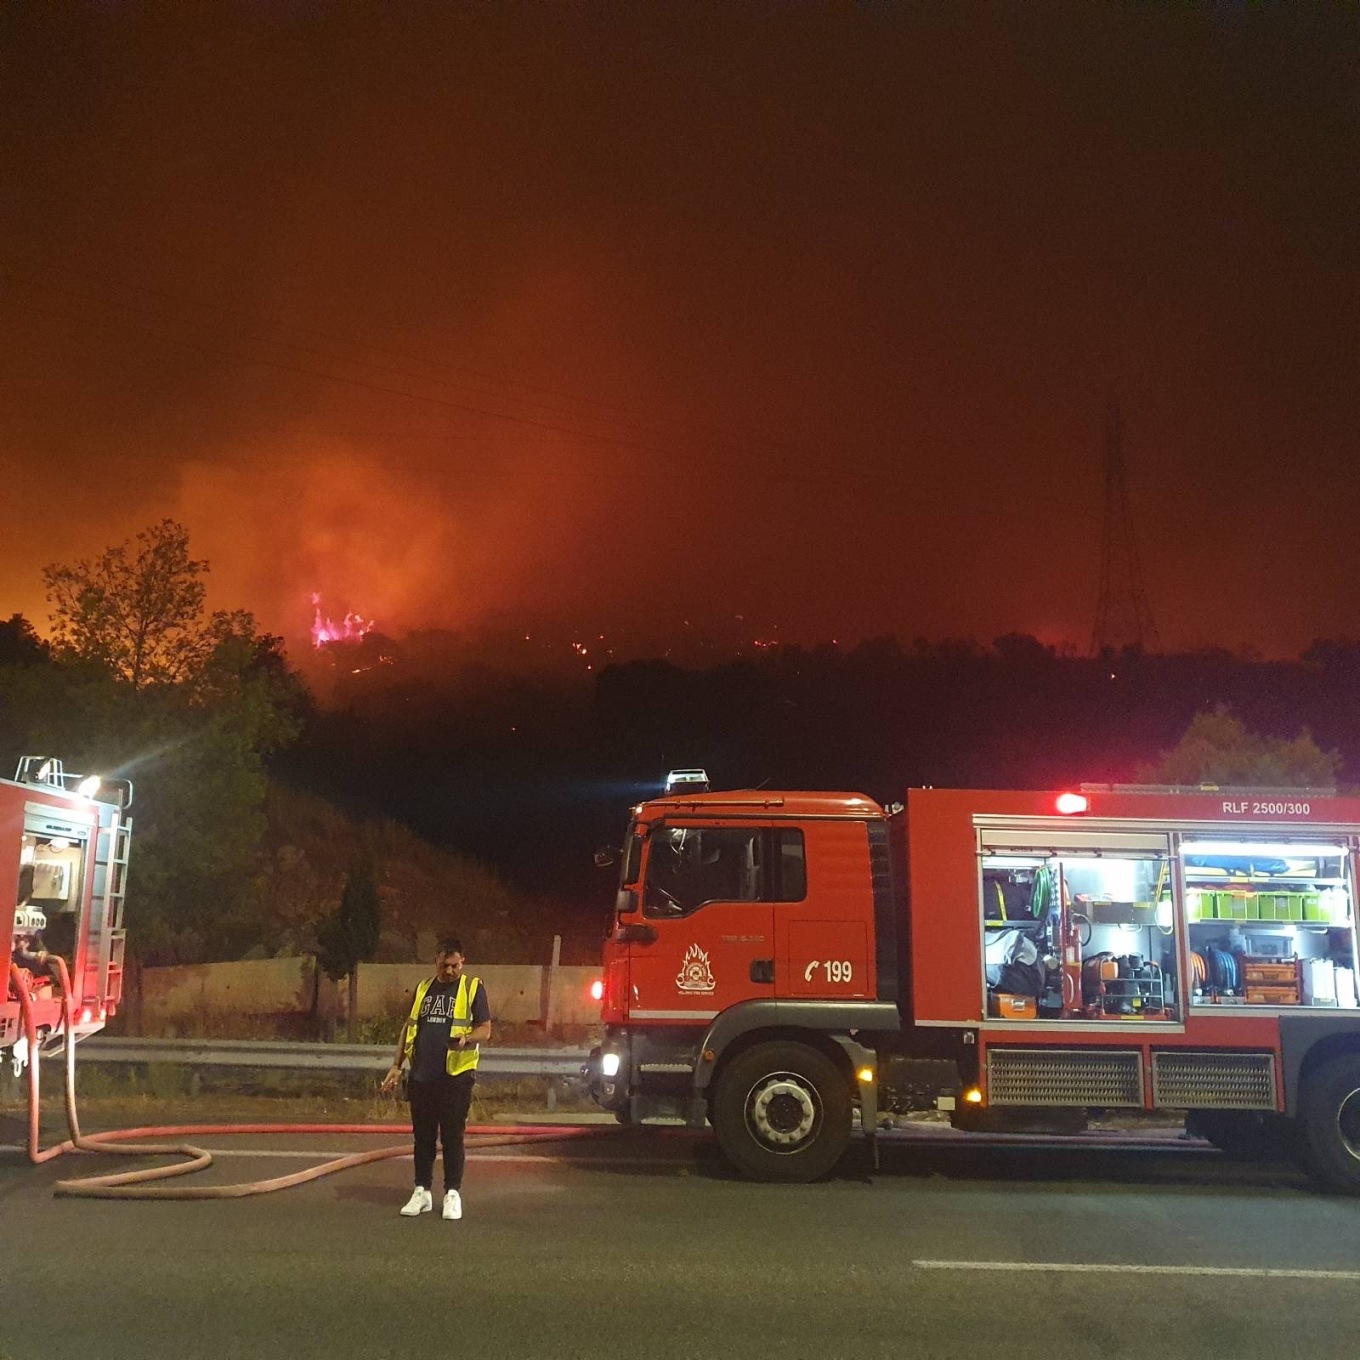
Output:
[310, 593, 375, 648]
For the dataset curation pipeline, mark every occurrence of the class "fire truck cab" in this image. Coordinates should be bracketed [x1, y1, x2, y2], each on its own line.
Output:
[3, 758, 132, 1064]
[587, 783, 1360, 1190]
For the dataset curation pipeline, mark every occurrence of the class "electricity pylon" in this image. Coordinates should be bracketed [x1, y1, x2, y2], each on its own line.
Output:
[1090, 399, 1159, 654]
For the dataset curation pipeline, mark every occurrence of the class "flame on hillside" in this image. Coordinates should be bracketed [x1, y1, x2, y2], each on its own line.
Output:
[310, 593, 375, 648]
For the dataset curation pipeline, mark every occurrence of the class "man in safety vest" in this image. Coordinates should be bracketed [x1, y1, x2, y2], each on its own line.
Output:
[382, 936, 491, 1219]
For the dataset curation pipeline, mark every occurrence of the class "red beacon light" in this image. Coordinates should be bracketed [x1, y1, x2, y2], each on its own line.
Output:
[1055, 792, 1089, 815]
[589, 979, 605, 1002]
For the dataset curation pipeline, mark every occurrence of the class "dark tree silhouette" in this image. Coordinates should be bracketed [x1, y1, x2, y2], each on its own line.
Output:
[317, 863, 383, 1042]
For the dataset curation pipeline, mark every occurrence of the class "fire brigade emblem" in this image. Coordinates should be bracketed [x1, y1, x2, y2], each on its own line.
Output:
[676, 943, 716, 994]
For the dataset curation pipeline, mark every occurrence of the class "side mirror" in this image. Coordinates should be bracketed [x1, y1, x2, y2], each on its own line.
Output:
[594, 846, 618, 869]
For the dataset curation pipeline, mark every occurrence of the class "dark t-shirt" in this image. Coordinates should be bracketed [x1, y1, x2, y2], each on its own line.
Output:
[410, 976, 490, 1083]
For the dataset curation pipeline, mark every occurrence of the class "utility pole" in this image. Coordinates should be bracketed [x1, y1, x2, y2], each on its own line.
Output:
[1090, 399, 1159, 654]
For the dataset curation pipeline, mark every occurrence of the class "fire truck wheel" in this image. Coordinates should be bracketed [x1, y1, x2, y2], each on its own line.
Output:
[711, 1041, 852, 1182]
[1296, 1053, 1360, 1194]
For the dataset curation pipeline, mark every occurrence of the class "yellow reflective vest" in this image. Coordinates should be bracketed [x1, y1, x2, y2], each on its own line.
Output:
[402, 974, 483, 1077]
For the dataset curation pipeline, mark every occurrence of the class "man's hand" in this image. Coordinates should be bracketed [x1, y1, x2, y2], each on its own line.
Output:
[380, 1064, 402, 1095]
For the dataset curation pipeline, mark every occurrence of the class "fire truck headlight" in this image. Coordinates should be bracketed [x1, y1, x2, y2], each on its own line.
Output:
[857, 1067, 874, 1084]
[589, 979, 604, 1002]
[601, 1051, 622, 1078]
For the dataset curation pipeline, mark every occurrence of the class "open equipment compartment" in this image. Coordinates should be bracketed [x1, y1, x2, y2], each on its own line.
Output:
[1181, 834, 1357, 1008]
[979, 825, 1180, 1023]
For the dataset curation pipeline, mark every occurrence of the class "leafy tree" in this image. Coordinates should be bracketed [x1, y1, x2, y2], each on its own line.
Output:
[2, 525, 306, 970]
[43, 519, 226, 689]
[0, 614, 48, 666]
[126, 644, 304, 964]
[0, 623, 304, 965]
[1302, 638, 1360, 677]
[316, 863, 382, 1041]
[0, 616, 50, 759]
[992, 632, 1055, 666]
[1138, 707, 1341, 789]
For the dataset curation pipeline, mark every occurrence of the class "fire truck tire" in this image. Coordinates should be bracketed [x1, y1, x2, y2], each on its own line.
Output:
[710, 1041, 852, 1182]
[1296, 1053, 1360, 1194]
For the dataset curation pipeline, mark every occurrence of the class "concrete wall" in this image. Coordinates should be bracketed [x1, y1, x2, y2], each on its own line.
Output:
[138, 959, 600, 1028]
[357, 963, 556, 1024]
[141, 957, 315, 1022]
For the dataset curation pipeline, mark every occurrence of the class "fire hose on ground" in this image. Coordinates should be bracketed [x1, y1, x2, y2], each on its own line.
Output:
[9, 960, 609, 1200]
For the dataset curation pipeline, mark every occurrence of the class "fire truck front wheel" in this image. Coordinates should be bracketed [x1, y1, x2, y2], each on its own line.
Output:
[1297, 1053, 1360, 1194]
[711, 1041, 852, 1182]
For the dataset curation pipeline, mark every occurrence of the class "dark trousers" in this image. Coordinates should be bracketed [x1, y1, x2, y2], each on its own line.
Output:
[409, 1072, 475, 1192]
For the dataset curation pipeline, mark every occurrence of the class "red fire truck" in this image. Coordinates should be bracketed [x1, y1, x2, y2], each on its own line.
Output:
[586, 782, 1360, 1191]
[3, 758, 131, 1065]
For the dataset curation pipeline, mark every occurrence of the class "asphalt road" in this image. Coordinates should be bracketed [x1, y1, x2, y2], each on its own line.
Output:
[4, 1126, 1360, 1360]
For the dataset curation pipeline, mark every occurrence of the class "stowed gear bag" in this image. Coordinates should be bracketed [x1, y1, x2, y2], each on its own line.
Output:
[985, 928, 1045, 997]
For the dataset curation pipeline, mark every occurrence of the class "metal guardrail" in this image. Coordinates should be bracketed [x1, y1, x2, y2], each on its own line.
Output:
[79, 1037, 590, 1079]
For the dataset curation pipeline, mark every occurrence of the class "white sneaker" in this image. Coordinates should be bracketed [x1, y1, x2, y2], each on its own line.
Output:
[442, 1189, 462, 1221]
[399, 1187, 432, 1217]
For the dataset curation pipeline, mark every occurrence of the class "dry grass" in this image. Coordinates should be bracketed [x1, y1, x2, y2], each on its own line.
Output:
[256, 783, 564, 963]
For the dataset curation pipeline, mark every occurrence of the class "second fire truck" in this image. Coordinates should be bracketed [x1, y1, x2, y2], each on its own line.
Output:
[3, 758, 131, 1067]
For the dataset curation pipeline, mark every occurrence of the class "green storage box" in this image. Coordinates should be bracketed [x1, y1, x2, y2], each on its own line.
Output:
[1303, 893, 1324, 922]
[1285, 892, 1305, 922]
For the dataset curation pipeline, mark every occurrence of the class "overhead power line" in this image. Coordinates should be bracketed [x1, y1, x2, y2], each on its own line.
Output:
[1, 292, 883, 495]
[2, 259, 828, 459]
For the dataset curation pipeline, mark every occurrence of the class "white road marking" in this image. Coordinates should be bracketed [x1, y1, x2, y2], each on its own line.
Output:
[913, 1260, 1360, 1281]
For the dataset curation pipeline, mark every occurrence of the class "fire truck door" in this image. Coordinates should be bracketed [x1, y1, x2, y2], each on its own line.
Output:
[630, 824, 776, 1023]
[628, 900, 776, 1021]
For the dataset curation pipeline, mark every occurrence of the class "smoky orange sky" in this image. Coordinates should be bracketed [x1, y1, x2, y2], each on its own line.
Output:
[1, 5, 1356, 659]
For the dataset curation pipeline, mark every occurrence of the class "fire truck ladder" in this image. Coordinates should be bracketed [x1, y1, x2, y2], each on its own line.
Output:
[88, 809, 131, 1013]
